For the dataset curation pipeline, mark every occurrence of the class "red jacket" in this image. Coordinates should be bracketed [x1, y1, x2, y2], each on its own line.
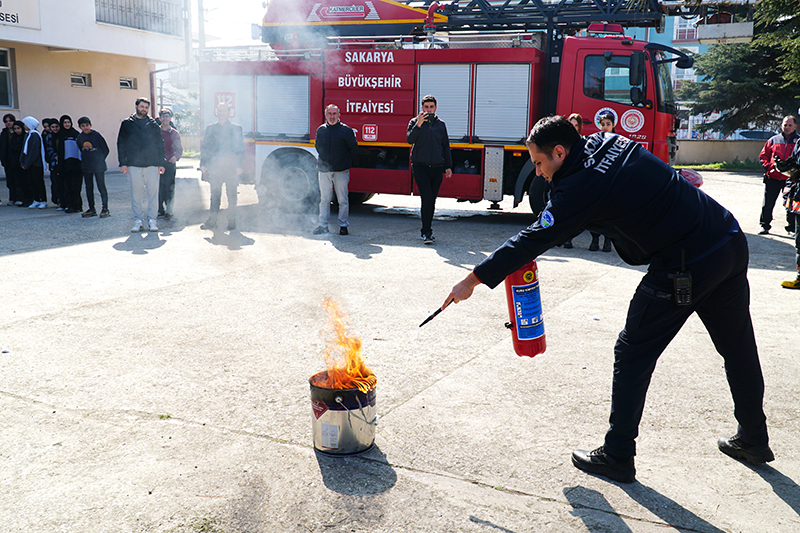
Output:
[759, 131, 799, 181]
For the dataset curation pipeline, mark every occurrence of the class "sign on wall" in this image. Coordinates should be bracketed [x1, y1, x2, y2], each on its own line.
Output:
[0, 0, 41, 30]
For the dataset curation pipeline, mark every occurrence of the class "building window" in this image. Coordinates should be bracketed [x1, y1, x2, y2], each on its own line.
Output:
[674, 17, 699, 41]
[0, 48, 13, 108]
[95, 0, 183, 37]
[71, 73, 92, 88]
[120, 77, 138, 90]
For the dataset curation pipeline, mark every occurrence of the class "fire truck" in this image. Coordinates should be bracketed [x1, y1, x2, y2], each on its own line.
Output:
[198, 0, 751, 212]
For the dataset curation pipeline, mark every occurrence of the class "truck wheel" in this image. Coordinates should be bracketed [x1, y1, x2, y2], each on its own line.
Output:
[528, 175, 549, 217]
[328, 191, 376, 210]
[258, 151, 319, 212]
[348, 192, 375, 206]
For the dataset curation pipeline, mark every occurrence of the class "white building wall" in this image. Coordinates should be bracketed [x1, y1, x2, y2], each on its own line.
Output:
[1, 0, 185, 63]
[1, 0, 188, 176]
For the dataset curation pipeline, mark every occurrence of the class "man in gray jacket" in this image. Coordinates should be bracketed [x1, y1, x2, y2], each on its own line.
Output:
[199, 102, 245, 232]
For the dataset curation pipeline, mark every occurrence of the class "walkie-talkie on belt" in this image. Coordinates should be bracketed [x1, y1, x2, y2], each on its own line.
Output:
[674, 250, 692, 306]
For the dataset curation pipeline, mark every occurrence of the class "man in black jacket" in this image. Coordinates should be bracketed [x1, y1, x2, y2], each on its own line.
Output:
[199, 102, 245, 231]
[407, 95, 452, 244]
[443, 116, 772, 483]
[117, 97, 165, 232]
[313, 104, 358, 236]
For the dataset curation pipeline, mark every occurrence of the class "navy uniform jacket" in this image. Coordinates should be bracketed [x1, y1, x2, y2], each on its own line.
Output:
[474, 132, 738, 288]
[315, 121, 358, 172]
[406, 114, 453, 169]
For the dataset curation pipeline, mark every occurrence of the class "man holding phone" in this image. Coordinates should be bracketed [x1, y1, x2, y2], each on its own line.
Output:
[407, 95, 453, 245]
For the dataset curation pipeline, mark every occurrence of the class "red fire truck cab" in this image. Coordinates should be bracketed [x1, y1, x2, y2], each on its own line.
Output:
[200, 20, 690, 212]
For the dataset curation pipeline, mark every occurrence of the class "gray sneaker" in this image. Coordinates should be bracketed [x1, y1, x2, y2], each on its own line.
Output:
[148, 219, 158, 232]
[131, 219, 144, 232]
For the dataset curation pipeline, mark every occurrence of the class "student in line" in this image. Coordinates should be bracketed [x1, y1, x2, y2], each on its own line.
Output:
[77, 116, 111, 218]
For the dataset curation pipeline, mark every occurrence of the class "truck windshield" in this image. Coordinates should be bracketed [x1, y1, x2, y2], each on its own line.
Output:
[653, 51, 678, 115]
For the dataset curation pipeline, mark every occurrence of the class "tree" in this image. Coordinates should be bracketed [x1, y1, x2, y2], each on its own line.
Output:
[754, 0, 800, 86]
[676, 0, 800, 134]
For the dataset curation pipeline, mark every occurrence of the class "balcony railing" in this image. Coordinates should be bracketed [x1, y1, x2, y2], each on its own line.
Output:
[95, 0, 183, 37]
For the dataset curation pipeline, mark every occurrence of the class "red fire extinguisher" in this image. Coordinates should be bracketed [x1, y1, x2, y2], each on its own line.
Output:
[504, 260, 546, 357]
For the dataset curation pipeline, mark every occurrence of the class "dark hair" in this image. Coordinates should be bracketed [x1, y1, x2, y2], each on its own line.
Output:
[525, 115, 581, 155]
[567, 112, 583, 135]
[60, 114, 73, 127]
[3, 113, 16, 123]
[12, 120, 25, 132]
[158, 108, 172, 118]
[78, 116, 92, 126]
[135, 97, 151, 107]
[41, 118, 51, 126]
[598, 112, 615, 124]
[49, 120, 61, 129]
[421, 94, 437, 106]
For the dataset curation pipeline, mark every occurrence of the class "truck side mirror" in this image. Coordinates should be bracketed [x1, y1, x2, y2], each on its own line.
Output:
[676, 56, 694, 69]
[629, 51, 645, 87]
[630, 87, 644, 106]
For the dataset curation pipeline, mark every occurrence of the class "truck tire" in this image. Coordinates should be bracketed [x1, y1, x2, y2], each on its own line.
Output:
[528, 175, 549, 217]
[258, 151, 319, 212]
[348, 192, 375, 206]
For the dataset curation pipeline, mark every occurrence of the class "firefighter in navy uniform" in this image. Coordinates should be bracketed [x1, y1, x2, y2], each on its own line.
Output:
[443, 115, 772, 483]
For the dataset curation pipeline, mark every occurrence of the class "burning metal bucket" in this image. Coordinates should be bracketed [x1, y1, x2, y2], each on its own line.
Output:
[310, 371, 378, 456]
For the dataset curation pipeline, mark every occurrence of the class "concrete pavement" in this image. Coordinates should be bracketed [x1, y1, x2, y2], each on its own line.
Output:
[0, 166, 798, 532]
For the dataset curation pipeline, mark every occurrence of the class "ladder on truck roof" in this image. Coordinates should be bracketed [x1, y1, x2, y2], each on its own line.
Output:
[428, 0, 670, 33]
[256, 0, 757, 44]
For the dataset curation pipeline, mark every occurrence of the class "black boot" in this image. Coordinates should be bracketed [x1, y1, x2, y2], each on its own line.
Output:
[718, 435, 774, 464]
[572, 446, 636, 483]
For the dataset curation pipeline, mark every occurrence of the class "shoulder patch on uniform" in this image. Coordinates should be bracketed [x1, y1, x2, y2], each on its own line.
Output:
[539, 209, 555, 228]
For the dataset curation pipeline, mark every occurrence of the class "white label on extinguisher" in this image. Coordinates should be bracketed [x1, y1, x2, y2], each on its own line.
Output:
[512, 282, 544, 340]
[321, 422, 339, 449]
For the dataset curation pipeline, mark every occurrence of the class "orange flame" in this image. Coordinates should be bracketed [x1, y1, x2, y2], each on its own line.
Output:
[312, 299, 376, 393]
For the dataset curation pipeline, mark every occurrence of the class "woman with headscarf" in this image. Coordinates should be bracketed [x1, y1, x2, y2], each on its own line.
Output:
[6, 120, 27, 206]
[56, 114, 83, 213]
[20, 116, 47, 209]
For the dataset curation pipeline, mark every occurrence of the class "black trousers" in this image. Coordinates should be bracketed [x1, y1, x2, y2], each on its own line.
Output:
[411, 163, 443, 236]
[5, 165, 23, 203]
[793, 211, 800, 270]
[50, 169, 62, 206]
[604, 230, 768, 458]
[61, 167, 83, 210]
[760, 178, 793, 230]
[158, 161, 176, 215]
[83, 172, 108, 211]
[208, 176, 238, 223]
[23, 165, 47, 203]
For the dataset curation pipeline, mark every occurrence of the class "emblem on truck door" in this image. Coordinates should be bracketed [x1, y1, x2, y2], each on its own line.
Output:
[620, 110, 645, 133]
